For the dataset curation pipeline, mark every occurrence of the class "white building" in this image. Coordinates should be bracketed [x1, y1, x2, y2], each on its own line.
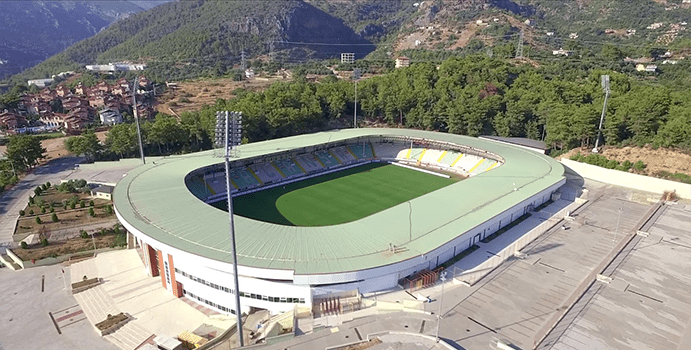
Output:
[27, 78, 55, 88]
[99, 108, 123, 126]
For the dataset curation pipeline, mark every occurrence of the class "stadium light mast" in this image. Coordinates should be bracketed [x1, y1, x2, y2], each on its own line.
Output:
[435, 271, 447, 343]
[353, 68, 361, 128]
[132, 76, 146, 164]
[215, 111, 244, 347]
[593, 75, 610, 153]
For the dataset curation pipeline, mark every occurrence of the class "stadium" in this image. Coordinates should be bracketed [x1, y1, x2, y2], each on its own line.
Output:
[113, 128, 566, 315]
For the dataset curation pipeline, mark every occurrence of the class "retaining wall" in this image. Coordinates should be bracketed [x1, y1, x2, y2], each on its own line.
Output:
[561, 158, 691, 199]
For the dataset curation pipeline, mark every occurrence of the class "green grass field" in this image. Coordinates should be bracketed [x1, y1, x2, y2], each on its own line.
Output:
[214, 162, 459, 226]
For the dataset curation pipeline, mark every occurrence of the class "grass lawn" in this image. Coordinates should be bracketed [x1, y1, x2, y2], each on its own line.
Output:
[217, 162, 459, 226]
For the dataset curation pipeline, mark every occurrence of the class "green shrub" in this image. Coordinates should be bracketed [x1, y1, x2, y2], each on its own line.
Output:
[20, 241, 28, 249]
[45, 181, 50, 188]
[80, 201, 86, 208]
[106, 205, 114, 215]
[89, 200, 94, 207]
[633, 160, 647, 171]
[41, 207, 46, 214]
[34, 187, 42, 196]
[28, 196, 34, 205]
[50, 207, 54, 213]
[70, 202, 76, 209]
[88, 208, 95, 217]
[19, 210, 25, 216]
[35, 217, 42, 224]
[41, 238, 48, 247]
[51, 213, 58, 222]
[80, 230, 88, 239]
[29, 209, 34, 215]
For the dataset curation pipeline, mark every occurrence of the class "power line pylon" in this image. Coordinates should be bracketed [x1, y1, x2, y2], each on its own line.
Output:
[515, 29, 524, 59]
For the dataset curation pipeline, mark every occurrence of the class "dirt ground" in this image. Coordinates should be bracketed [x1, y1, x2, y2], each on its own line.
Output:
[560, 146, 691, 177]
[156, 76, 287, 116]
[12, 233, 120, 261]
[0, 131, 107, 163]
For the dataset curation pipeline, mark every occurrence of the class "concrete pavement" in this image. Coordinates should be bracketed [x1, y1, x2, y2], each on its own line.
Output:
[0, 262, 118, 350]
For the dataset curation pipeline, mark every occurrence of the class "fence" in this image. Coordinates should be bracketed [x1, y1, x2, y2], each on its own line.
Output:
[458, 198, 588, 286]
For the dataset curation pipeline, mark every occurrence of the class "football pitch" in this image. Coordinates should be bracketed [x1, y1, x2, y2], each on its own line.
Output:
[214, 162, 460, 226]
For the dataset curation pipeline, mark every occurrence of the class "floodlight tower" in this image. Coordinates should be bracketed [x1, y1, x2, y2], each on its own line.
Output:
[353, 68, 361, 128]
[215, 111, 244, 347]
[593, 75, 610, 153]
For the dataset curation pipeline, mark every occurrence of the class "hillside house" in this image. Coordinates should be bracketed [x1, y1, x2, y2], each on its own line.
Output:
[395, 56, 410, 68]
[99, 108, 123, 126]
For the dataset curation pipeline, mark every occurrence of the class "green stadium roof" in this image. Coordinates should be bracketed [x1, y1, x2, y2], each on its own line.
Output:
[113, 129, 565, 275]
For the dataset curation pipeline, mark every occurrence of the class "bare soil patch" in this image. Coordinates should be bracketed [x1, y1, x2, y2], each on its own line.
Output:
[560, 146, 691, 177]
[0, 131, 107, 162]
[156, 75, 287, 116]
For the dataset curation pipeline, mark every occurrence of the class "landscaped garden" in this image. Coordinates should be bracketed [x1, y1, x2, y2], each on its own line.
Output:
[12, 179, 122, 261]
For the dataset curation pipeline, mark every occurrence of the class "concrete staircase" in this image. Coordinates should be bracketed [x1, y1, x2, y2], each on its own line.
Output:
[105, 323, 152, 350]
[0, 253, 21, 270]
[73, 280, 153, 349]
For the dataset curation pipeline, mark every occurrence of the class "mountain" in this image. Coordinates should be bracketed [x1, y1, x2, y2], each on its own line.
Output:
[7, 0, 691, 85]
[8, 0, 374, 84]
[0, 0, 171, 80]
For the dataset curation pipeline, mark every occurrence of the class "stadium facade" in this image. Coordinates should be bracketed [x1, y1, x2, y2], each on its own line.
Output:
[113, 129, 565, 315]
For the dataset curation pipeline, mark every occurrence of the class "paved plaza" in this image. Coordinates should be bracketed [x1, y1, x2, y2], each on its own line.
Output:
[0, 263, 118, 350]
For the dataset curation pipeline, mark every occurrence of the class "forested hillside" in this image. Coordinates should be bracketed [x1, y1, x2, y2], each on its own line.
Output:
[9, 0, 372, 85]
[84, 55, 689, 163]
[0, 0, 168, 80]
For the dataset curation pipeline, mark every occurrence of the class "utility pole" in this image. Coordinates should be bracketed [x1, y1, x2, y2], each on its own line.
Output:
[353, 68, 361, 128]
[215, 111, 244, 347]
[132, 77, 145, 164]
[593, 75, 610, 153]
[515, 30, 524, 59]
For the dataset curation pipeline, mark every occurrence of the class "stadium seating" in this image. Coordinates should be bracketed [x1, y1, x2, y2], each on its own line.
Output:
[186, 176, 209, 198]
[438, 151, 460, 166]
[372, 142, 403, 159]
[455, 154, 483, 172]
[470, 159, 498, 175]
[315, 150, 340, 168]
[188, 139, 503, 199]
[230, 167, 261, 190]
[409, 147, 425, 160]
[273, 159, 304, 178]
[295, 154, 325, 172]
[348, 143, 374, 159]
[331, 146, 356, 164]
[420, 149, 444, 164]
[253, 162, 284, 183]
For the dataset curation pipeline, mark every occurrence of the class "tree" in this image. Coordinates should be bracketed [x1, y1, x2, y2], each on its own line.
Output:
[51, 213, 59, 222]
[35, 217, 42, 224]
[64, 132, 101, 162]
[88, 208, 95, 217]
[6, 135, 46, 170]
[21, 241, 28, 249]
